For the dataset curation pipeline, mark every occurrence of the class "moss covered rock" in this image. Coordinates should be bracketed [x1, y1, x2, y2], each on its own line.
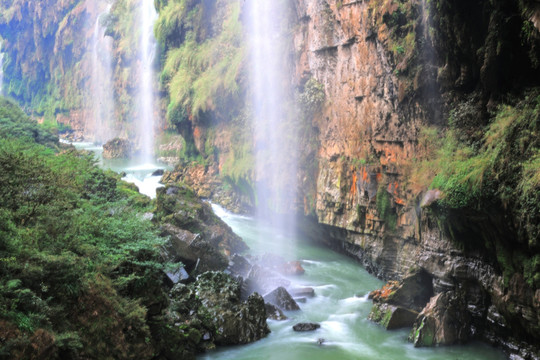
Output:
[156, 184, 248, 270]
[102, 137, 133, 159]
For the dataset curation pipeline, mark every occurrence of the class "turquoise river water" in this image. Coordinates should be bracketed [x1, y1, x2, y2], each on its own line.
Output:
[74, 141, 505, 360]
[200, 205, 506, 360]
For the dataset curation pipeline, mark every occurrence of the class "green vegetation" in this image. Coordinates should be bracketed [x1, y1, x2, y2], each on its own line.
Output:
[297, 78, 326, 116]
[369, 0, 421, 91]
[0, 98, 58, 146]
[0, 0, 87, 122]
[376, 183, 398, 231]
[157, 0, 245, 128]
[0, 100, 175, 358]
[105, 0, 141, 125]
[413, 91, 540, 288]
[220, 111, 255, 203]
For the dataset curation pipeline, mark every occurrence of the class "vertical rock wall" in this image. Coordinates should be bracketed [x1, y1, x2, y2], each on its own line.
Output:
[292, 0, 540, 358]
[293, 0, 421, 277]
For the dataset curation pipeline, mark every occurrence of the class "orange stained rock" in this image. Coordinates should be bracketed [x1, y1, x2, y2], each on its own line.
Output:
[362, 168, 369, 182]
[388, 182, 406, 205]
[193, 126, 201, 139]
[376, 172, 383, 182]
[368, 280, 400, 302]
[351, 172, 358, 196]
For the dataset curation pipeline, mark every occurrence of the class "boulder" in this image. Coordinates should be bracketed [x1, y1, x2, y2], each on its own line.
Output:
[152, 169, 164, 176]
[156, 184, 248, 272]
[263, 287, 300, 311]
[409, 291, 472, 347]
[102, 138, 133, 159]
[369, 303, 419, 330]
[194, 272, 270, 345]
[168, 272, 270, 349]
[369, 269, 433, 312]
[161, 223, 229, 273]
[289, 287, 315, 298]
[228, 254, 253, 278]
[265, 303, 287, 320]
[293, 323, 321, 332]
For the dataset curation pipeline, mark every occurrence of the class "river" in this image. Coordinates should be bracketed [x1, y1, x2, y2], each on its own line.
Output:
[73, 141, 505, 360]
[200, 205, 505, 360]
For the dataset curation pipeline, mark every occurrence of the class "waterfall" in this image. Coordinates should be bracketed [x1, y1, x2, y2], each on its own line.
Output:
[420, 0, 442, 123]
[0, 41, 4, 96]
[136, 0, 158, 163]
[89, 5, 116, 144]
[247, 0, 298, 257]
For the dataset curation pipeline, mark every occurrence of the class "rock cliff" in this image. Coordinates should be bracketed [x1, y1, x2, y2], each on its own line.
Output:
[291, 0, 540, 358]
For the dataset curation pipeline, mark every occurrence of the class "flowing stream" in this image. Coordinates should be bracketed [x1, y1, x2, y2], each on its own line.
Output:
[200, 205, 506, 360]
[69, 141, 167, 198]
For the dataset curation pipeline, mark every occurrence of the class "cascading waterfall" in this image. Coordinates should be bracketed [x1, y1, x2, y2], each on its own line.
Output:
[420, 0, 441, 121]
[136, 0, 158, 163]
[89, 4, 116, 144]
[247, 0, 298, 258]
[0, 41, 4, 96]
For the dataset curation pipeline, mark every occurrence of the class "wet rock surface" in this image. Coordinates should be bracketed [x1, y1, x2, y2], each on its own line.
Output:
[409, 291, 472, 347]
[156, 184, 248, 275]
[166, 271, 270, 354]
[369, 303, 419, 330]
[292, 323, 321, 332]
[161, 161, 253, 214]
[265, 303, 288, 321]
[263, 287, 300, 311]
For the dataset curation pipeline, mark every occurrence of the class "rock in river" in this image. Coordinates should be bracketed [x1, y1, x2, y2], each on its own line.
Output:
[293, 323, 321, 332]
[264, 287, 300, 311]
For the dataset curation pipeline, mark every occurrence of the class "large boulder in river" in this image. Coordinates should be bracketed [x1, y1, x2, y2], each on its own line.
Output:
[369, 269, 434, 330]
[193, 272, 270, 345]
[369, 303, 419, 330]
[409, 291, 473, 347]
[263, 286, 300, 311]
[102, 137, 133, 159]
[369, 269, 433, 312]
[165, 271, 270, 357]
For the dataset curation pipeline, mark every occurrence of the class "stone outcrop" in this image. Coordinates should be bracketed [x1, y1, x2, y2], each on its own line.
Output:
[161, 161, 253, 214]
[156, 184, 248, 274]
[263, 287, 301, 311]
[409, 291, 472, 347]
[166, 271, 269, 357]
[102, 138, 133, 159]
[368, 270, 433, 330]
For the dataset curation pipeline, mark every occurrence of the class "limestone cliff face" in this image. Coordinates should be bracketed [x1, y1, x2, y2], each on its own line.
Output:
[292, 0, 540, 358]
[293, 0, 420, 234]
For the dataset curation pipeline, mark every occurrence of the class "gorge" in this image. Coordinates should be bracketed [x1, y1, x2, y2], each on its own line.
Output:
[0, 0, 539, 359]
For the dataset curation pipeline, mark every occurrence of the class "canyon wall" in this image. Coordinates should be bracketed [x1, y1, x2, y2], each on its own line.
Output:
[291, 0, 540, 358]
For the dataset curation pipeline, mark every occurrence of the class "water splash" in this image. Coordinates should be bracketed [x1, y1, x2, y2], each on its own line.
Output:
[89, 4, 116, 144]
[247, 0, 298, 258]
[136, 0, 158, 162]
